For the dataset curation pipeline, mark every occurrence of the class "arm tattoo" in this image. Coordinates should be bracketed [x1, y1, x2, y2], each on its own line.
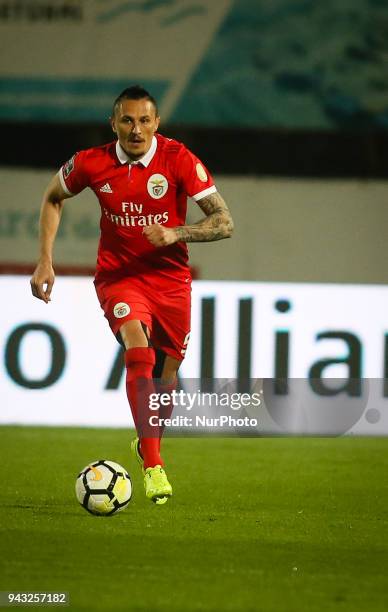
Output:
[175, 192, 234, 243]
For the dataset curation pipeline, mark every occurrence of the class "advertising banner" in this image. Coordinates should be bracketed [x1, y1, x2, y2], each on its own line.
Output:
[1, 276, 387, 434]
[0, 1, 386, 128]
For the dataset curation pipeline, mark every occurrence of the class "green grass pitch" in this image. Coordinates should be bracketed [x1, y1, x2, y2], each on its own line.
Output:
[0, 426, 387, 612]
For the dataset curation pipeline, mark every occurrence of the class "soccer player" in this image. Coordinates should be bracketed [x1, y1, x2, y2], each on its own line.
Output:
[30, 85, 233, 504]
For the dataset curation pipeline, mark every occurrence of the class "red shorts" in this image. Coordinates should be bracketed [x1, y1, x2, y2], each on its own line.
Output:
[94, 276, 191, 361]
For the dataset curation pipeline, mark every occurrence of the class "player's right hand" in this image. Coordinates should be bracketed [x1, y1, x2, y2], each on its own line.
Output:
[30, 262, 55, 303]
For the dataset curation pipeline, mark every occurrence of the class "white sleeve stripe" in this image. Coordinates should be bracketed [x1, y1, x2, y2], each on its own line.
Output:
[58, 169, 73, 196]
[192, 185, 217, 201]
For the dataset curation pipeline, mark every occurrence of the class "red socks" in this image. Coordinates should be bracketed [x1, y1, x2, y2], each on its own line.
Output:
[124, 347, 162, 469]
[155, 379, 177, 451]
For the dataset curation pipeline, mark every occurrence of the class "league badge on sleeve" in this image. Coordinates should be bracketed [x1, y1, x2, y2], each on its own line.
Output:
[147, 174, 169, 199]
[63, 155, 75, 178]
[196, 163, 208, 182]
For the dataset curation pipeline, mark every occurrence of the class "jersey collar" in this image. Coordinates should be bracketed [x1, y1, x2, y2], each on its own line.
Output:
[115, 136, 157, 167]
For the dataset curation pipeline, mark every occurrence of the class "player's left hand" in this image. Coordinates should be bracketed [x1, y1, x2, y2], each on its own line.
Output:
[143, 224, 177, 247]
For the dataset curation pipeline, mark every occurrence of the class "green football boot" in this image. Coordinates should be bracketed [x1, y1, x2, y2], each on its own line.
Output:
[144, 465, 172, 505]
[130, 437, 144, 472]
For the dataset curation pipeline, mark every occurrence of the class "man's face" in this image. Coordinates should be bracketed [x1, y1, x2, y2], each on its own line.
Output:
[111, 98, 160, 160]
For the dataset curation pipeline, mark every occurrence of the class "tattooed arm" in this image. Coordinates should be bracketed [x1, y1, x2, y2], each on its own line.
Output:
[175, 191, 234, 243]
[143, 191, 234, 247]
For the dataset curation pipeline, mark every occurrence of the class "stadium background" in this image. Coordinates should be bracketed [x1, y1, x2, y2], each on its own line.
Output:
[1, 2, 388, 611]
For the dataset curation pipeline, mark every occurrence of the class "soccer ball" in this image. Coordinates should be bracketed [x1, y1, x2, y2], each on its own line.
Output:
[75, 460, 132, 516]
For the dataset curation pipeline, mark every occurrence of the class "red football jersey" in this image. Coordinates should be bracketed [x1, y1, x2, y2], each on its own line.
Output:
[59, 133, 216, 283]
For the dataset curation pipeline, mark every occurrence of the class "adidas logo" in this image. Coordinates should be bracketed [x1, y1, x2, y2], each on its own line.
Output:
[100, 183, 113, 193]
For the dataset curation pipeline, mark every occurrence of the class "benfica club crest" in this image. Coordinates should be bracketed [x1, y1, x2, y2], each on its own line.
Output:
[113, 302, 130, 318]
[147, 174, 168, 200]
